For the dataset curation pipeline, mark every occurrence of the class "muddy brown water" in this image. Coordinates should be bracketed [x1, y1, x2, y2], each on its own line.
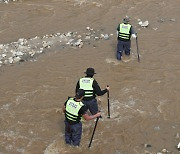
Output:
[0, 0, 180, 153]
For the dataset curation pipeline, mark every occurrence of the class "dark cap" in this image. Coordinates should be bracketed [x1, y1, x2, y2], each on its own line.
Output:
[76, 89, 85, 99]
[84, 68, 96, 76]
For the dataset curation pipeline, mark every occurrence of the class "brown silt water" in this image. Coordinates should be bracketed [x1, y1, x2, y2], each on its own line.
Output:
[0, 0, 179, 153]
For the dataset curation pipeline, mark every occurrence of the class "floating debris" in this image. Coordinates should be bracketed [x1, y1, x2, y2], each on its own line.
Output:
[175, 133, 180, 139]
[144, 144, 152, 148]
[0, 0, 19, 4]
[154, 126, 160, 130]
[85, 36, 91, 40]
[177, 142, 180, 151]
[104, 34, 110, 40]
[86, 27, 91, 31]
[170, 18, 176, 22]
[94, 36, 99, 40]
[138, 19, 149, 27]
[0, 27, 112, 67]
[157, 18, 165, 23]
[139, 21, 149, 27]
[153, 27, 158, 31]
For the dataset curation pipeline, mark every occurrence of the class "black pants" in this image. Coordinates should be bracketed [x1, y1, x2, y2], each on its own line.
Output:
[83, 98, 98, 115]
[64, 120, 82, 146]
[117, 40, 131, 60]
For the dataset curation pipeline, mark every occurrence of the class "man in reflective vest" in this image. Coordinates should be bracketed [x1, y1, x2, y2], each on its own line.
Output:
[116, 16, 137, 60]
[75, 68, 110, 115]
[63, 89, 101, 146]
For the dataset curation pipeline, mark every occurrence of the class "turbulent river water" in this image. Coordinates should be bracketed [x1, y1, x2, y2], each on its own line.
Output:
[0, 0, 180, 153]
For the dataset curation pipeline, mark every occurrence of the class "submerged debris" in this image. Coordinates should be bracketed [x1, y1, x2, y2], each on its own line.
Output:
[0, 0, 19, 4]
[157, 18, 165, 23]
[0, 27, 112, 67]
[175, 133, 180, 139]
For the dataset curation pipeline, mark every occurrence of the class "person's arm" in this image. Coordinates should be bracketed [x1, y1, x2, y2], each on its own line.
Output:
[116, 31, 119, 37]
[117, 24, 120, 38]
[82, 112, 101, 121]
[130, 26, 136, 34]
[62, 100, 68, 113]
[93, 80, 108, 96]
[75, 80, 80, 93]
[130, 26, 137, 38]
[62, 105, 65, 113]
[117, 24, 120, 31]
[79, 105, 101, 120]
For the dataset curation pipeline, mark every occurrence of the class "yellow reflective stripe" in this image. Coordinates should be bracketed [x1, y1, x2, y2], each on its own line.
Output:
[119, 35, 129, 39]
[66, 113, 77, 121]
[85, 92, 93, 97]
[120, 33, 129, 37]
[85, 91, 93, 94]
[85, 95, 93, 97]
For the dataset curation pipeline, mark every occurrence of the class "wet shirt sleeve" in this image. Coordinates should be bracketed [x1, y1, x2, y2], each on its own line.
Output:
[75, 80, 80, 93]
[64, 100, 68, 106]
[78, 105, 88, 115]
[130, 26, 136, 35]
[93, 79, 107, 96]
[117, 24, 120, 31]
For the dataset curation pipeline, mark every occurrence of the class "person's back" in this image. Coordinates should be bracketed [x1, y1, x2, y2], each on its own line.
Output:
[76, 68, 109, 115]
[117, 22, 132, 41]
[116, 16, 137, 60]
[79, 77, 94, 100]
[63, 89, 101, 146]
[65, 97, 84, 125]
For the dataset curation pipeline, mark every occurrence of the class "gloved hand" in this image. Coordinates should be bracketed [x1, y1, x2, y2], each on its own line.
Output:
[106, 85, 110, 91]
[132, 34, 137, 38]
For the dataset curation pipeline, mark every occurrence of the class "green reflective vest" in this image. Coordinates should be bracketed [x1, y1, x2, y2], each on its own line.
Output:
[119, 23, 131, 40]
[65, 98, 84, 122]
[79, 77, 94, 97]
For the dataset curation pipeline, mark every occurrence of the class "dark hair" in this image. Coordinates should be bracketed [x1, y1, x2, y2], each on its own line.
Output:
[76, 89, 85, 99]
